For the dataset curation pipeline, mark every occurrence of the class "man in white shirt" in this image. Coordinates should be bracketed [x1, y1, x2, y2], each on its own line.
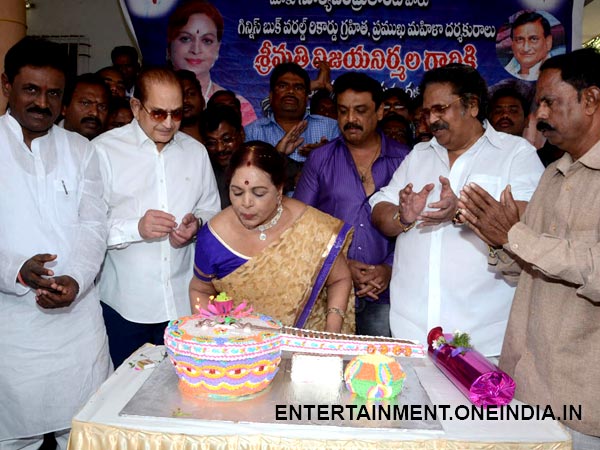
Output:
[370, 64, 544, 356]
[94, 67, 220, 367]
[0, 37, 111, 450]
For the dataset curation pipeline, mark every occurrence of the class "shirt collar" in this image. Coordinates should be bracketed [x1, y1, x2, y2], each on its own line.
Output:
[268, 110, 310, 125]
[422, 119, 492, 153]
[555, 139, 600, 174]
[3, 109, 55, 144]
[131, 118, 180, 152]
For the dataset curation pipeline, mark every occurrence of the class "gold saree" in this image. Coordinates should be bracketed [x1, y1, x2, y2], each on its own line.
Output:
[212, 207, 355, 333]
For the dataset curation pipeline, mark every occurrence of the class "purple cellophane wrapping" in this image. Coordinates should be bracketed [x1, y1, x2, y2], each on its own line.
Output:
[427, 327, 515, 406]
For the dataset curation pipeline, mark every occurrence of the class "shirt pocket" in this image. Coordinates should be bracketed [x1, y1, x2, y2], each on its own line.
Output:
[567, 229, 599, 252]
[465, 174, 502, 200]
[53, 178, 80, 225]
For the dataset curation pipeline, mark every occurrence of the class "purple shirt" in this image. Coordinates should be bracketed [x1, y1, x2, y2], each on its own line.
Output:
[294, 132, 409, 303]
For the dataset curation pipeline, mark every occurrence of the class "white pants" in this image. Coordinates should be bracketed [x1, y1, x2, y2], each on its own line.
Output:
[0, 430, 69, 450]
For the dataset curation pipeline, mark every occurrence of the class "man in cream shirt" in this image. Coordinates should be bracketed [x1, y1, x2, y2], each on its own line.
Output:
[370, 64, 544, 356]
[94, 67, 220, 367]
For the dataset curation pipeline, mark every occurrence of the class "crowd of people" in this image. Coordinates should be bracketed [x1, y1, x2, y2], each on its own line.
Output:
[1, 5, 599, 448]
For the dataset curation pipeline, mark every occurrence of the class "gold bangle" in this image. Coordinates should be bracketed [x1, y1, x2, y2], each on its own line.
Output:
[326, 307, 346, 320]
[392, 209, 416, 233]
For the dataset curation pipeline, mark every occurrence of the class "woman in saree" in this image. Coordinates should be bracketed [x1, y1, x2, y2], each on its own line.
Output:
[189, 141, 355, 333]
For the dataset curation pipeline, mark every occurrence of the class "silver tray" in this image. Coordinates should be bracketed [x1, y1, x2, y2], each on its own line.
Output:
[120, 353, 442, 431]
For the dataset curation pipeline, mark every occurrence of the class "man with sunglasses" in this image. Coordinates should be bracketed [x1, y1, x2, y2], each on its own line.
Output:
[370, 64, 544, 356]
[93, 67, 220, 368]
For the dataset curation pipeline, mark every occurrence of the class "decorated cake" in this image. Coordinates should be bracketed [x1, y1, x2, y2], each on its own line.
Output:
[344, 354, 406, 399]
[164, 294, 282, 398]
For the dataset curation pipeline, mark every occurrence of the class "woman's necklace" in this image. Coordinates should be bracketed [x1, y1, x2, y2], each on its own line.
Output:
[202, 79, 213, 104]
[257, 204, 283, 240]
[357, 148, 380, 183]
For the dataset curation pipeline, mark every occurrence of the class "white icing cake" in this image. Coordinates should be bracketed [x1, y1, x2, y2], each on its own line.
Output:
[291, 354, 343, 384]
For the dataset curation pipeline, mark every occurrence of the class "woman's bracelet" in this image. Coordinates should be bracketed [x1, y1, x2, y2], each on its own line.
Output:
[326, 307, 346, 320]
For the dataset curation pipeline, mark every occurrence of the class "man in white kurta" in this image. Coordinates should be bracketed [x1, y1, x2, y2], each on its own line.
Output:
[0, 37, 111, 448]
[370, 64, 544, 356]
[94, 67, 220, 367]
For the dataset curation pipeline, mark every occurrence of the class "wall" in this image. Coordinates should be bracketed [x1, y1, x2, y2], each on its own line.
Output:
[26, 0, 136, 72]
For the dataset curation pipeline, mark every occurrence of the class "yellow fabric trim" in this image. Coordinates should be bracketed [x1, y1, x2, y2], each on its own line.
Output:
[69, 420, 572, 450]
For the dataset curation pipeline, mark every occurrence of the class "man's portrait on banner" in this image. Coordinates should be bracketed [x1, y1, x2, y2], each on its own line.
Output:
[496, 10, 566, 81]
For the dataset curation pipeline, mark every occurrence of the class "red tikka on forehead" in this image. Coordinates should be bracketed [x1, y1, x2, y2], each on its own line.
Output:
[244, 180, 249, 185]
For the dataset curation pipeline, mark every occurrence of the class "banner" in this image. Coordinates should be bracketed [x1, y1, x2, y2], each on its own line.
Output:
[120, 0, 584, 116]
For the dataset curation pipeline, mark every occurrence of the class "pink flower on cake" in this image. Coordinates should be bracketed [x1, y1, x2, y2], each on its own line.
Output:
[196, 292, 254, 325]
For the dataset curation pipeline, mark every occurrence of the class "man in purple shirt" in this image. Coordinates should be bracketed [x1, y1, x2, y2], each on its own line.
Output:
[294, 72, 410, 336]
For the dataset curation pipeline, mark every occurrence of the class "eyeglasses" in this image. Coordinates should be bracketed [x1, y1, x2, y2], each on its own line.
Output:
[204, 134, 238, 150]
[273, 82, 307, 94]
[421, 97, 463, 119]
[140, 103, 183, 122]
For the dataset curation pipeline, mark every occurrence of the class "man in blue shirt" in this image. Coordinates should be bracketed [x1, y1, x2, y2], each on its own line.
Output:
[294, 72, 410, 336]
[245, 62, 339, 184]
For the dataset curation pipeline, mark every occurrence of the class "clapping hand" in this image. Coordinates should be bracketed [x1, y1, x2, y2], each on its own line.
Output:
[458, 183, 520, 247]
[276, 120, 308, 156]
[399, 182, 435, 225]
[417, 176, 459, 227]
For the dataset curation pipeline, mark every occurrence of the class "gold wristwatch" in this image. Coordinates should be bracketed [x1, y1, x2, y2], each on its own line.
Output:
[393, 209, 416, 233]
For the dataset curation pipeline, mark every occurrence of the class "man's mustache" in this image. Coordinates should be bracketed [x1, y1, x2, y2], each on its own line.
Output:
[27, 106, 52, 116]
[344, 123, 362, 131]
[429, 121, 449, 132]
[496, 118, 514, 127]
[81, 116, 102, 127]
[536, 121, 556, 132]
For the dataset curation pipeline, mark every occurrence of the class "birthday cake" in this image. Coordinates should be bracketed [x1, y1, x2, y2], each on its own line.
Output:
[344, 354, 406, 399]
[164, 294, 282, 398]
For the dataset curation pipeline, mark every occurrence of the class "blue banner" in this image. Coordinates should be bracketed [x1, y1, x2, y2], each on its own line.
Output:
[120, 0, 584, 116]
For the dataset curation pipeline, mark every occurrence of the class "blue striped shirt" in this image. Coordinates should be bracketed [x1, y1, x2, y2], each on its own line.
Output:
[244, 113, 340, 162]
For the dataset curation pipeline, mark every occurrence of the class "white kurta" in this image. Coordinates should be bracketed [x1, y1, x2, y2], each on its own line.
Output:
[370, 122, 545, 356]
[0, 113, 111, 439]
[93, 120, 221, 323]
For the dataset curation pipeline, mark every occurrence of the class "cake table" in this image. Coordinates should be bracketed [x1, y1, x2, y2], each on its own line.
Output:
[68, 344, 572, 450]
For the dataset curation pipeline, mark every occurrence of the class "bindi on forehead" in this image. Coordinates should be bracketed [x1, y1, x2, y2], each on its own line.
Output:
[244, 180, 249, 185]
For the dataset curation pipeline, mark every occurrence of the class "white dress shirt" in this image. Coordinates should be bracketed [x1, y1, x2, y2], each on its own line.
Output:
[0, 113, 111, 439]
[504, 57, 546, 81]
[94, 120, 220, 323]
[370, 122, 545, 355]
